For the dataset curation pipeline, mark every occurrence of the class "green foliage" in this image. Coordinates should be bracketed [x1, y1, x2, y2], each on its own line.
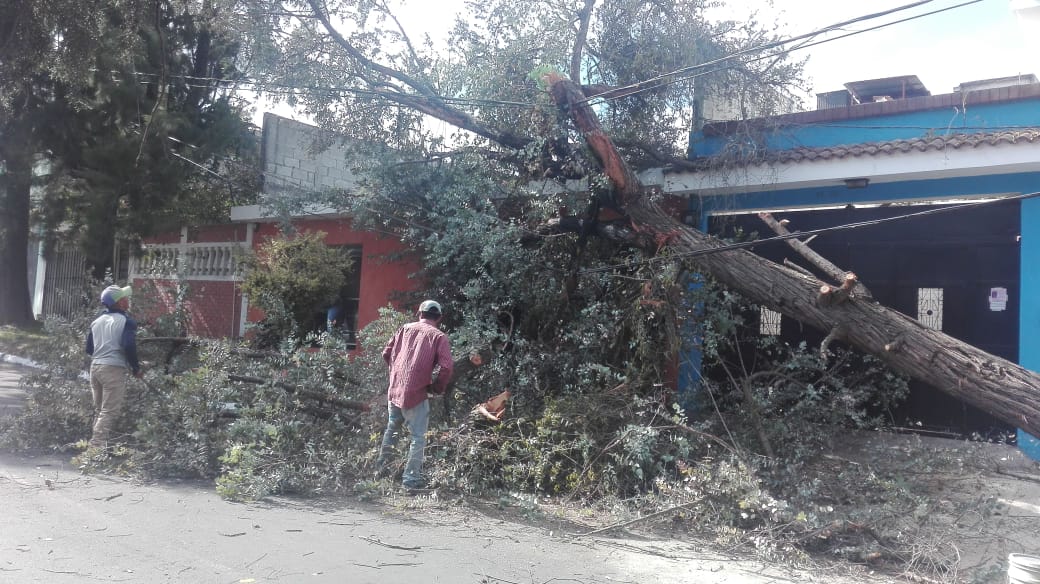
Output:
[696, 283, 910, 458]
[240, 231, 355, 343]
[242, 0, 805, 167]
[213, 309, 410, 499]
[124, 365, 236, 478]
[0, 314, 104, 448]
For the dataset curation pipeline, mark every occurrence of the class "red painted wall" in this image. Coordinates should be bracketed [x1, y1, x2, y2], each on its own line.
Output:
[252, 217, 423, 332]
[140, 217, 422, 341]
[131, 278, 243, 339]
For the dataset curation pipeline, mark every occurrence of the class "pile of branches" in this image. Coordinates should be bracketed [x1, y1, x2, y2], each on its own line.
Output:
[0, 300, 985, 581]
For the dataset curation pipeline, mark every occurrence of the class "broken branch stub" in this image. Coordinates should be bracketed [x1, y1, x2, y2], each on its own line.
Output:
[817, 273, 860, 308]
[758, 212, 872, 298]
[473, 390, 511, 422]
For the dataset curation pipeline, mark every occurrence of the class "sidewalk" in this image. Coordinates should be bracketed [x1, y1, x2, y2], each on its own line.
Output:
[0, 360, 29, 416]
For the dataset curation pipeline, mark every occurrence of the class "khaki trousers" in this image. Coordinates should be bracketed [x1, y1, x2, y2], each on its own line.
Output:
[89, 364, 128, 448]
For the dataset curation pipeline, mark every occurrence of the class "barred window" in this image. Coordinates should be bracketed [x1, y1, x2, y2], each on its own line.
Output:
[759, 306, 782, 336]
[917, 288, 944, 330]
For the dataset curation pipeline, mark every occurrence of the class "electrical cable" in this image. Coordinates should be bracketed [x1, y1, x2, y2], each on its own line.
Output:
[106, 0, 983, 114]
[580, 190, 1040, 274]
[584, 0, 984, 106]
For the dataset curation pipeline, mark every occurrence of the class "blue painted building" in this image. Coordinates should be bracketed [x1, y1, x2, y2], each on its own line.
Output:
[661, 75, 1040, 457]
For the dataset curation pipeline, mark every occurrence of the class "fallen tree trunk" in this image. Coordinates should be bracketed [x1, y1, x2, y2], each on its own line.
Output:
[630, 201, 1040, 436]
[543, 72, 1040, 438]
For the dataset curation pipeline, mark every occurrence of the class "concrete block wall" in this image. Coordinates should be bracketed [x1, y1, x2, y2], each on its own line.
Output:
[262, 113, 360, 194]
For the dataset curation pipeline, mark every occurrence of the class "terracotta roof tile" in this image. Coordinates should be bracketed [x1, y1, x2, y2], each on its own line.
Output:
[695, 129, 1040, 169]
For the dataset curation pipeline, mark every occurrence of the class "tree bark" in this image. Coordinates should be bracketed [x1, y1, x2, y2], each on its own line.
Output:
[0, 133, 37, 327]
[542, 74, 1040, 438]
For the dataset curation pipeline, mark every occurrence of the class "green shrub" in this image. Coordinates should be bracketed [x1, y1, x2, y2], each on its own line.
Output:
[240, 231, 354, 344]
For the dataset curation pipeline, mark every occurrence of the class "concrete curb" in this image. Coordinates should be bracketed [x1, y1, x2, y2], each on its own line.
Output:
[0, 354, 42, 369]
[0, 354, 88, 381]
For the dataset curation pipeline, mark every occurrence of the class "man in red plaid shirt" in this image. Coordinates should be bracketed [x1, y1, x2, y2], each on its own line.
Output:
[375, 300, 454, 489]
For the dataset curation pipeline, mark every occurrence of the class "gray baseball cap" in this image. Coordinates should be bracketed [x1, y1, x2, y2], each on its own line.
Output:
[419, 300, 442, 315]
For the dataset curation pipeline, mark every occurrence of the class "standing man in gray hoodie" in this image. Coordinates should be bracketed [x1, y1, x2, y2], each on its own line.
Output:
[85, 285, 141, 449]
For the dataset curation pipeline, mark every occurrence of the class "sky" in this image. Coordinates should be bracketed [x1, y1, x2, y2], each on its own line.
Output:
[743, 0, 1040, 97]
[256, 0, 1040, 123]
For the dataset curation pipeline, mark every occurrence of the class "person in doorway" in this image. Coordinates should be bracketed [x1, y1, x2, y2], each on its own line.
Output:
[327, 303, 344, 333]
[85, 285, 142, 449]
[375, 299, 454, 489]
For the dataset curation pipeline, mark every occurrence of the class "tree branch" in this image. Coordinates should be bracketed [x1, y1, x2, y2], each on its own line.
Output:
[570, 0, 596, 83]
[227, 373, 370, 412]
[759, 212, 871, 298]
[304, 0, 532, 150]
[375, 0, 425, 75]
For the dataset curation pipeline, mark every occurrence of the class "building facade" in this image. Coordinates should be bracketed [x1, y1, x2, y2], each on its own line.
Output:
[130, 113, 422, 343]
[660, 74, 1040, 454]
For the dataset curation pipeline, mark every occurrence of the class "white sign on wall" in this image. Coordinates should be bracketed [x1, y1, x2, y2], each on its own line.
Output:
[989, 287, 1009, 312]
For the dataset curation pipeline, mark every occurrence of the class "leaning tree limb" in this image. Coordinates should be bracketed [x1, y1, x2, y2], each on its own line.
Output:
[305, 0, 532, 151]
[541, 71, 1040, 438]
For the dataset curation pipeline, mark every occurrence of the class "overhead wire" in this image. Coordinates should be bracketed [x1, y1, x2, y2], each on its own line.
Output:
[580, 191, 1040, 275]
[583, 0, 984, 106]
[107, 0, 984, 114]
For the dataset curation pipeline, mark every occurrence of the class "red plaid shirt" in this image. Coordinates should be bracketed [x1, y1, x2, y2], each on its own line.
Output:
[382, 319, 454, 410]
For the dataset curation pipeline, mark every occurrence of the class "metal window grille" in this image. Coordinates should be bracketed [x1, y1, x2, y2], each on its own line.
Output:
[917, 288, 944, 330]
[759, 306, 782, 336]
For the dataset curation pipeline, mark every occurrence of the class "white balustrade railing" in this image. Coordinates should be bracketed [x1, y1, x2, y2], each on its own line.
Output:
[131, 242, 249, 281]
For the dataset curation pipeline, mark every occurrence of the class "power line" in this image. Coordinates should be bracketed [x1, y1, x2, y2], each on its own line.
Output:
[580, 191, 1040, 275]
[582, 0, 930, 104]
[110, 0, 982, 115]
[584, 0, 984, 106]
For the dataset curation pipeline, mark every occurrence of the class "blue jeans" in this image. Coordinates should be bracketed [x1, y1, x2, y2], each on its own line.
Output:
[377, 399, 430, 487]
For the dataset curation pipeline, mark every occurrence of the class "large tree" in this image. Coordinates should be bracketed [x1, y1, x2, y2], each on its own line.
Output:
[36, 4, 261, 275]
[237, 0, 1040, 435]
[0, 0, 144, 325]
[0, 0, 258, 324]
